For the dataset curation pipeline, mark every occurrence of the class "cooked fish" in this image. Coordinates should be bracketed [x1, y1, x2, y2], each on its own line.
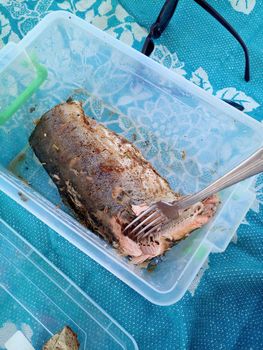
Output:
[29, 101, 218, 265]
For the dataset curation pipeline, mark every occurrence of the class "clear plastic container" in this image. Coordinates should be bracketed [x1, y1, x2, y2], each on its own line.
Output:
[0, 203, 137, 349]
[0, 11, 262, 305]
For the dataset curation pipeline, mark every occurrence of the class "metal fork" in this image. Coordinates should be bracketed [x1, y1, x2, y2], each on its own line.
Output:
[124, 147, 263, 241]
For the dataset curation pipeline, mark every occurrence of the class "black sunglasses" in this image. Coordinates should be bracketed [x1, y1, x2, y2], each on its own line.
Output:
[142, 0, 250, 110]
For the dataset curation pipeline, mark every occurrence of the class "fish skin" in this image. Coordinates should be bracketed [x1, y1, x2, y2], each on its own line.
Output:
[29, 101, 218, 265]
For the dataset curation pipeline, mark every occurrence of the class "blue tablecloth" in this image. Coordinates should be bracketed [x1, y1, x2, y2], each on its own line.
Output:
[0, 1, 262, 349]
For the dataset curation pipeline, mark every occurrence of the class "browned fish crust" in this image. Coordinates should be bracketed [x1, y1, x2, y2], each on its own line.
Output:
[29, 102, 178, 240]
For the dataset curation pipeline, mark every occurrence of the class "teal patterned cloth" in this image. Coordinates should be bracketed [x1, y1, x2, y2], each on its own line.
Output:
[0, 1, 263, 349]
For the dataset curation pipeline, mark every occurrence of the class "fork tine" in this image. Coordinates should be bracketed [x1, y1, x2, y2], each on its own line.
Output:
[135, 221, 163, 242]
[138, 222, 163, 241]
[123, 205, 156, 232]
[133, 215, 164, 240]
[128, 210, 160, 235]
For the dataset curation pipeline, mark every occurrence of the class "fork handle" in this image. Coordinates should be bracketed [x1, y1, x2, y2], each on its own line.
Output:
[175, 147, 263, 210]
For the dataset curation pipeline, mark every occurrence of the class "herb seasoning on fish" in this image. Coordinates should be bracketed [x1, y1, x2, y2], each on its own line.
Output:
[29, 101, 218, 266]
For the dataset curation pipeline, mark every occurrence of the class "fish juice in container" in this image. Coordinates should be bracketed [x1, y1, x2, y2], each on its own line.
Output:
[0, 11, 262, 305]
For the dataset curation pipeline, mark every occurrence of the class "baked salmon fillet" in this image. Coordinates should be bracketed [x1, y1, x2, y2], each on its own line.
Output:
[29, 101, 219, 265]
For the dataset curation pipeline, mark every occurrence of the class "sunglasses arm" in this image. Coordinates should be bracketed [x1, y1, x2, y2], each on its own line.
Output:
[194, 0, 250, 81]
[142, 0, 250, 82]
[142, 0, 179, 56]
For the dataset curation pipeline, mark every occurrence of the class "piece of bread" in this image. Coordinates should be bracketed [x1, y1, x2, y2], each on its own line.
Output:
[42, 326, 79, 350]
[42, 334, 59, 350]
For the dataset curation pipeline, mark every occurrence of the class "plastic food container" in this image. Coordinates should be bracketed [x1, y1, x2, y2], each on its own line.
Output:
[0, 11, 262, 305]
[0, 193, 137, 350]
